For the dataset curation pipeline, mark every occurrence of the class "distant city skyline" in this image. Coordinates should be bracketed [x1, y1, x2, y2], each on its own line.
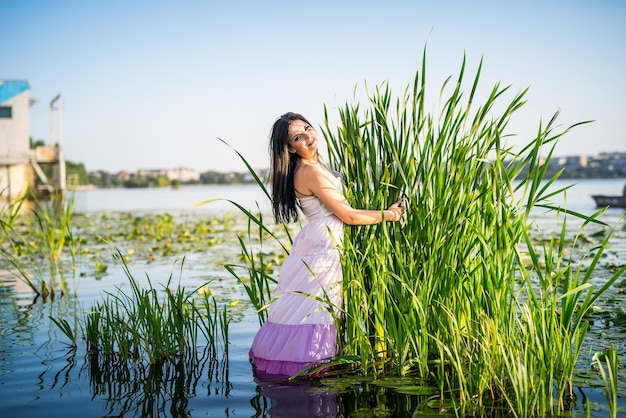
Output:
[88, 150, 626, 175]
[85, 151, 626, 189]
[3, 1, 624, 174]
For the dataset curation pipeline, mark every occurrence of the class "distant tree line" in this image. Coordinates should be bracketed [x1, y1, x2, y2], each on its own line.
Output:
[84, 169, 260, 188]
[516, 161, 626, 180]
[29, 140, 624, 189]
[539, 164, 626, 179]
[66, 160, 624, 189]
[30, 138, 263, 189]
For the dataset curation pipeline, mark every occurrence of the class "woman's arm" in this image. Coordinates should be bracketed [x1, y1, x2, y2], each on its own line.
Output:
[298, 164, 404, 226]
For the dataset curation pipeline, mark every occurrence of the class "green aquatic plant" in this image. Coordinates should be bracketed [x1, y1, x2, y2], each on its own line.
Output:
[0, 192, 78, 298]
[49, 315, 78, 348]
[223, 212, 279, 326]
[593, 346, 620, 418]
[319, 49, 626, 416]
[83, 250, 229, 365]
[92, 211, 233, 261]
[1, 194, 240, 299]
[194, 140, 293, 326]
[0, 189, 26, 245]
[224, 47, 626, 416]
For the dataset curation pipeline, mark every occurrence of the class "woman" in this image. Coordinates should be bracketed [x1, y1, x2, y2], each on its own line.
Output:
[249, 112, 405, 376]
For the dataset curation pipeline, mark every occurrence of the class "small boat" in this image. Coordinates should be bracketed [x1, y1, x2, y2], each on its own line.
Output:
[592, 195, 626, 208]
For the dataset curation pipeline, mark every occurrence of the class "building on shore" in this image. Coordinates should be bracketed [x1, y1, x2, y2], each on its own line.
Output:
[136, 167, 201, 183]
[0, 80, 66, 204]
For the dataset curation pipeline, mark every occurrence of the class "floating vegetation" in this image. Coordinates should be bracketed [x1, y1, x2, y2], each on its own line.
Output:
[0, 193, 246, 298]
[4, 193, 240, 407]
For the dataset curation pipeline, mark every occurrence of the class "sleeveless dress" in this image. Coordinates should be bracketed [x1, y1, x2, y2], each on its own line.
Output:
[249, 175, 344, 376]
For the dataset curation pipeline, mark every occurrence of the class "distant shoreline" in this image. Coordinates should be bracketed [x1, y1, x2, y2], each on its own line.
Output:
[68, 182, 260, 191]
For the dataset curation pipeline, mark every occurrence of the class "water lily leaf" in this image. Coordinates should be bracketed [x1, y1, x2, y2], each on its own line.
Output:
[395, 385, 438, 396]
[425, 398, 458, 410]
[372, 377, 425, 388]
[412, 410, 457, 417]
[612, 307, 626, 325]
[319, 374, 370, 389]
[351, 407, 393, 417]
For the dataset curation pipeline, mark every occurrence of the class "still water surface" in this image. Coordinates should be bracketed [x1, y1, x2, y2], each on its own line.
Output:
[1, 179, 625, 417]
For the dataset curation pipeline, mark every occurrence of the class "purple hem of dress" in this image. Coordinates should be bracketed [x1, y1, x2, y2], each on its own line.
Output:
[249, 322, 338, 376]
[249, 350, 328, 376]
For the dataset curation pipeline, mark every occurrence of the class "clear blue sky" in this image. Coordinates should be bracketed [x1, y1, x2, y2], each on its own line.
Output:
[2, 0, 624, 173]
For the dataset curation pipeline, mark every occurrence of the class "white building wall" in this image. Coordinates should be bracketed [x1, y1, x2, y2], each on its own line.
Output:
[0, 84, 30, 165]
[167, 167, 200, 182]
[0, 164, 33, 201]
[0, 81, 32, 202]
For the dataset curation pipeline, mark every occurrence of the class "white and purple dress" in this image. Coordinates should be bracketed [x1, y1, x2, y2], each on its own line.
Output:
[249, 176, 344, 376]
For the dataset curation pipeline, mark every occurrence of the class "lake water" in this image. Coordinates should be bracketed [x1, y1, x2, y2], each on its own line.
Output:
[72, 184, 273, 215]
[1, 179, 625, 417]
[70, 179, 625, 220]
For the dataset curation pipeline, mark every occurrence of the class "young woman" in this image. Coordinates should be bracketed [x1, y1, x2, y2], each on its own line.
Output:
[249, 112, 405, 376]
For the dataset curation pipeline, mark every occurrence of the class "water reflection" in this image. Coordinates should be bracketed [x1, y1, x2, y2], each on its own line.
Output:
[85, 349, 230, 417]
[251, 371, 450, 417]
[252, 370, 339, 418]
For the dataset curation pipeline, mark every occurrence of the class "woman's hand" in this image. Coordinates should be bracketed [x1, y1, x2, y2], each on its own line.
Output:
[386, 197, 405, 222]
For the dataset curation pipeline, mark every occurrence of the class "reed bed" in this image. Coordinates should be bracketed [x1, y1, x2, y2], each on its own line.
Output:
[47, 249, 233, 402]
[83, 250, 229, 365]
[0, 194, 78, 298]
[230, 51, 626, 416]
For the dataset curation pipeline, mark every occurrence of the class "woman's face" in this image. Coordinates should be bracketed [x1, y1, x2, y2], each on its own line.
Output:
[287, 120, 318, 160]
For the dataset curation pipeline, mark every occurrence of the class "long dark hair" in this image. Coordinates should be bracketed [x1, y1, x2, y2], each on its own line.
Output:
[268, 112, 313, 224]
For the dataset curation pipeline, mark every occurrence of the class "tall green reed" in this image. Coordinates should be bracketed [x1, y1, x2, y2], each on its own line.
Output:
[593, 346, 620, 418]
[195, 139, 292, 327]
[223, 212, 280, 326]
[84, 250, 229, 365]
[316, 50, 625, 416]
[215, 49, 623, 415]
[0, 190, 25, 245]
[0, 192, 79, 298]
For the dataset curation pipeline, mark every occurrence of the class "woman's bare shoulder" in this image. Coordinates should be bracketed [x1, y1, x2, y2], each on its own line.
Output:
[295, 163, 334, 195]
[296, 162, 326, 181]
